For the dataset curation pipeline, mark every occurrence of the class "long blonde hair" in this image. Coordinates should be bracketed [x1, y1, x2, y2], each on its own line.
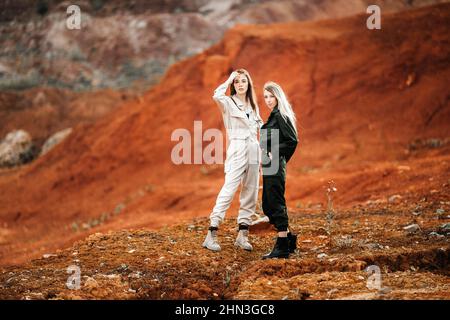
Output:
[264, 81, 298, 136]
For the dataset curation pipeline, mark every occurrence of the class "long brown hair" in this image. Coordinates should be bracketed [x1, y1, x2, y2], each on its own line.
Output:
[229, 69, 259, 112]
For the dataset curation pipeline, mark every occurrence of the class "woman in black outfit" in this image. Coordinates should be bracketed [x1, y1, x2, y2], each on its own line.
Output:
[260, 81, 299, 259]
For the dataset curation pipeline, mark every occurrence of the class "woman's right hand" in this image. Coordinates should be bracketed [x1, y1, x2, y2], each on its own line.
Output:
[227, 71, 239, 84]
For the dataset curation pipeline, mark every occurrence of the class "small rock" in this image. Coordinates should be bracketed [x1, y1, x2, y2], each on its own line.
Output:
[24, 292, 45, 300]
[403, 224, 420, 234]
[0, 130, 35, 167]
[440, 223, 450, 232]
[129, 272, 142, 279]
[317, 253, 328, 259]
[379, 287, 392, 294]
[40, 128, 72, 155]
[411, 211, 421, 216]
[127, 249, 136, 254]
[327, 289, 338, 296]
[42, 253, 57, 259]
[436, 209, 446, 219]
[116, 264, 128, 272]
[366, 243, 383, 250]
[84, 277, 99, 291]
[429, 232, 444, 239]
[302, 239, 312, 243]
[328, 258, 338, 262]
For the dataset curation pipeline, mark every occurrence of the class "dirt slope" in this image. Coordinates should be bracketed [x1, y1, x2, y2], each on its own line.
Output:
[0, 202, 448, 299]
[0, 3, 449, 269]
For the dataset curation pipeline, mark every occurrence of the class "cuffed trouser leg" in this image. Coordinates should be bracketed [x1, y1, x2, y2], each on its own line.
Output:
[262, 175, 288, 231]
[237, 163, 260, 226]
[209, 159, 247, 228]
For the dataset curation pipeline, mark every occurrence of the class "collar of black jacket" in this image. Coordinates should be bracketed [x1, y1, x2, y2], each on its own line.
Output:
[268, 106, 280, 118]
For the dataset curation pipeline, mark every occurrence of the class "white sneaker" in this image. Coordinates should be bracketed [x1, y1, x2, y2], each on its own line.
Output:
[234, 229, 253, 251]
[202, 230, 221, 251]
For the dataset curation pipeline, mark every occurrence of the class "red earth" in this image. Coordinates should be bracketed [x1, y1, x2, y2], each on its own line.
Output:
[0, 4, 449, 299]
[0, 87, 137, 149]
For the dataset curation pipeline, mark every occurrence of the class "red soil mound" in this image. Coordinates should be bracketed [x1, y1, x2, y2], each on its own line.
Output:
[0, 3, 449, 266]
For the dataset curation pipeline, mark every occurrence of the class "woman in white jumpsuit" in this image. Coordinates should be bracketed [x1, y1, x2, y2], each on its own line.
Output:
[203, 69, 263, 252]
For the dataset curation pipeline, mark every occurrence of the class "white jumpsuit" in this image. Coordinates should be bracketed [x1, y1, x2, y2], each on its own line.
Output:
[209, 80, 263, 228]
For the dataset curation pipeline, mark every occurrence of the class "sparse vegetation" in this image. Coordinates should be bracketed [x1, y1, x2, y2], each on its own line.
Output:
[325, 180, 337, 247]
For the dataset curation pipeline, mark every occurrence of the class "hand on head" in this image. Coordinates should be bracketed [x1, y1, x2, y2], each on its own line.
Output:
[228, 71, 239, 83]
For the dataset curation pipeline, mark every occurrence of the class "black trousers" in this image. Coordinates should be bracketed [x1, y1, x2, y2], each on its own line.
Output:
[262, 156, 289, 232]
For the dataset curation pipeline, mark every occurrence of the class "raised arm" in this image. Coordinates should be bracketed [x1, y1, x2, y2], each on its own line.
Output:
[212, 71, 238, 113]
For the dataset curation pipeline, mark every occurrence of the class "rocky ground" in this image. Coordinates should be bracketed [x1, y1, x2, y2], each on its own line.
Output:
[1, 190, 448, 300]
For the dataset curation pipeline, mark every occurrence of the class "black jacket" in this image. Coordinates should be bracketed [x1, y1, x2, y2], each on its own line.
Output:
[260, 106, 298, 163]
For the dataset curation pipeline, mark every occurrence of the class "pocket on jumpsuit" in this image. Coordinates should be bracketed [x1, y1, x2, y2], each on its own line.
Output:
[248, 142, 260, 166]
[224, 140, 245, 173]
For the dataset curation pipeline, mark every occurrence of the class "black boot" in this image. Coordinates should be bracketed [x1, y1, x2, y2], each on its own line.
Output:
[262, 237, 289, 259]
[287, 232, 297, 253]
